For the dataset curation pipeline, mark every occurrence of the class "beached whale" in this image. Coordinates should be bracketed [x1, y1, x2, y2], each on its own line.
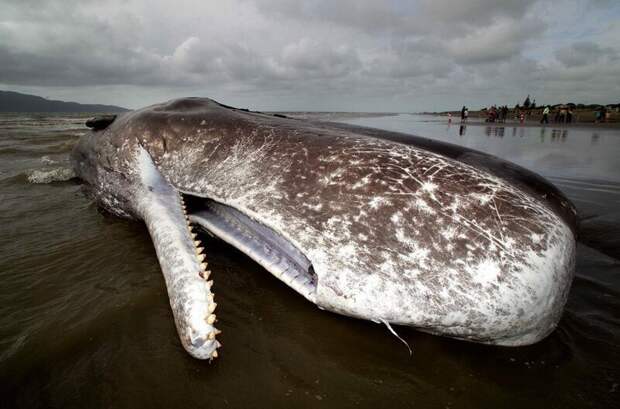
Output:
[71, 98, 577, 360]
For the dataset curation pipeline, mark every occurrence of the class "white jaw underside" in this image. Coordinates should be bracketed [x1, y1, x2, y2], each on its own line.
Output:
[187, 198, 318, 303]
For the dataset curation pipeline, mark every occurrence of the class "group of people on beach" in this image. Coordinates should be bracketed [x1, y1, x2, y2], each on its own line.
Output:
[540, 105, 574, 124]
[485, 105, 510, 123]
[453, 95, 616, 126]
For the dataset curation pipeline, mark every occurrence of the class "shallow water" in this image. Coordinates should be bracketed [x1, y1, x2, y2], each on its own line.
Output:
[0, 113, 618, 408]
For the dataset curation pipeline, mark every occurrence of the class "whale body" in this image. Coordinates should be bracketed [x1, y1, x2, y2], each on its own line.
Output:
[71, 98, 576, 359]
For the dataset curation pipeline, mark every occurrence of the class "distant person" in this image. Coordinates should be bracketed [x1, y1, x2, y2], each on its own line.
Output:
[514, 104, 520, 120]
[559, 106, 567, 123]
[448, 112, 452, 123]
[461, 106, 466, 122]
[540, 106, 550, 124]
[489, 105, 498, 123]
[464, 107, 469, 122]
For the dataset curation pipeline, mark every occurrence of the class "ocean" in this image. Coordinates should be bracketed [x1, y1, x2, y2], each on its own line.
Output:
[1, 112, 618, 408]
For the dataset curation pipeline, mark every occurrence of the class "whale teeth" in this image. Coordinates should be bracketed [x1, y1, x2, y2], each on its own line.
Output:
[191, 233, 197, 239]
[211, 350, 218, 359]
[208, 302, 217, 313]
[197, 254, 206, 262]
[208, 330, 217, 340]
[194, 240, 201, 246]
[207, 314, 216, 324]
[206, 280, 213, 288]
[200, 262, 208, 270]
[196, 246, 204, 254]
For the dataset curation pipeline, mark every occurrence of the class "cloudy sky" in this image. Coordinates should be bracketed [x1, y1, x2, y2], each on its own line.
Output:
[1, 0, 619, 111]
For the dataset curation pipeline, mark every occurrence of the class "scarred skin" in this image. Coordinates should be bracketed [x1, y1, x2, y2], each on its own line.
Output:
[72, 97, 577, 358]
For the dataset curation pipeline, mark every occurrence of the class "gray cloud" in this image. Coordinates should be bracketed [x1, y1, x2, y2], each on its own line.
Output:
[555, 41, 618, 67]
[0, 0, 618, 110]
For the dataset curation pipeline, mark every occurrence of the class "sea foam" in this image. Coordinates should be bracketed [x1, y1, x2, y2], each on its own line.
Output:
[27, 167, 76, 184]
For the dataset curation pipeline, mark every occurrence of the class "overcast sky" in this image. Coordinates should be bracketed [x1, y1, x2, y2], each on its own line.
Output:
[1, 0, 619, 111]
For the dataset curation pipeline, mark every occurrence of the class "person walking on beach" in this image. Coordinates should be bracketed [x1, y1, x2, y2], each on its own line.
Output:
[464, 107, 469, 122]
[540, 105, 550, 124]
[461, 106, 466, 122]
[559, 106, 567, 123]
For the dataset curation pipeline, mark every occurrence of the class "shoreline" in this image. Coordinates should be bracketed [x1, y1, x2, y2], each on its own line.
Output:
[425, 115, 620, 129]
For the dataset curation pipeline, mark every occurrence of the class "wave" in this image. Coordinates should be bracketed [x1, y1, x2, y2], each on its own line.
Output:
[26, 167, 76, 184]
[40, 155, 58, 165]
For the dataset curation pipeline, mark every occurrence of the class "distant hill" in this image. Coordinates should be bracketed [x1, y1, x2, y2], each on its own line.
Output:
[0, 90, 128, 113]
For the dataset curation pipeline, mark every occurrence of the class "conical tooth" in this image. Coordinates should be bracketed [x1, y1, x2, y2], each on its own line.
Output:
[206, 280, 214, 288]
[207, 314, 216, 324]
[208, 330, 217, 340]
[200, 262, 208, 270]
[196, 246, 204, 253]
[212, 350, 218, 358]
[194, 240, 201, 246]
[204, 270, 211, 278]
[197, 254, 206, 262]
[214, 329, 222, 336]
[191, 233, 197, 239]
[208, 302, 217, 313]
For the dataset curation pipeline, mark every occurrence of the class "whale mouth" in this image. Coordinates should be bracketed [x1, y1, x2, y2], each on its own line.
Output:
[182, 194, 318, 303]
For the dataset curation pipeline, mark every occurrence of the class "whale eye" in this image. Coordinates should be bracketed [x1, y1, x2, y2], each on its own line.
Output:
[85, 115, 117, 131]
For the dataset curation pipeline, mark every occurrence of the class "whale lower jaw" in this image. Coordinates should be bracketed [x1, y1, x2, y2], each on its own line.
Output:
[186, 197, 318, 303]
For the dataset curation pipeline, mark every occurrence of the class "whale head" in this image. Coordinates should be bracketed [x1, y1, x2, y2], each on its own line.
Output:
[72, 97, 577, 359]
